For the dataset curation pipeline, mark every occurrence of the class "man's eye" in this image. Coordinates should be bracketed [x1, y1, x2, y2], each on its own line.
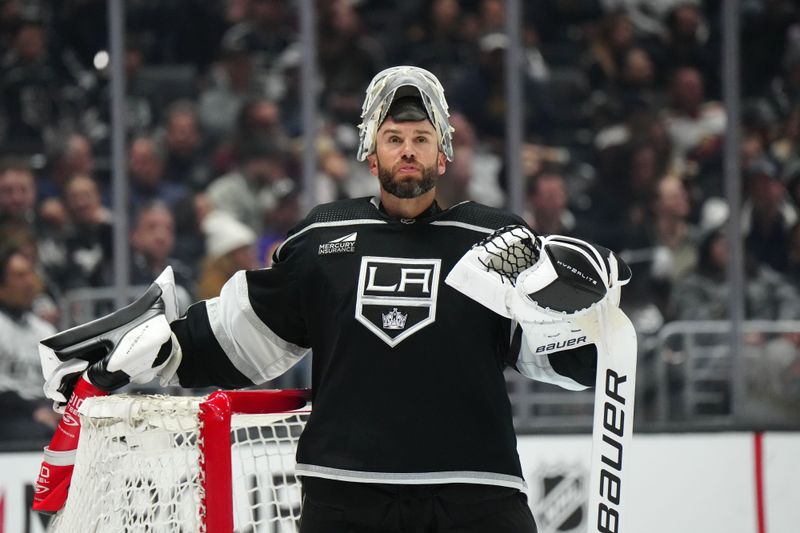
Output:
[390, 137, 401, 143]
[417, 137, 428, 143]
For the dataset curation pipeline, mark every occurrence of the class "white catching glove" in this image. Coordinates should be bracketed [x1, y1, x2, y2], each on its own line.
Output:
[507, 234, 630, 354]
[446, 226, 631, 355]
[40, 267, 183, 409]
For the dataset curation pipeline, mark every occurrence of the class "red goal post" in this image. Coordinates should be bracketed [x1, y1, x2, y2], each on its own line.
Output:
[200, 389, 310, 532]
[46, 388, 311, 533]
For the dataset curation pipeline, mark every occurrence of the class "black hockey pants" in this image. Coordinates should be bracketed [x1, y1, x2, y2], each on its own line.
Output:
[299, 477, 538, 533]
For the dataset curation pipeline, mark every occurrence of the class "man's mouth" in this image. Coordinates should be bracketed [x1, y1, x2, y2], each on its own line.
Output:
[397, 164, 421, 173]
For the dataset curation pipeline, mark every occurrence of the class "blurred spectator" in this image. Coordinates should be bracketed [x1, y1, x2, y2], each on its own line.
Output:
[39, 132, 97, 200]
[0, 156, 37, 226]
[206, 138, 294, 233]
[60, 173, 113, 289]
[768, 103, 800, 166]
[130, 201, 194, 311]
[221, 0, 295, 71]
[622, 175, 700, 318]
[600, 0, 696, 36]
[266, 43, 304, 137]
[667, 225, 800, 417]
[0, 17, 65, 155]
[475, 0, 506, 34]
[741, 0, 800, 99]
[0, 222, 61, 326]
[663, 65, 725, 177]
[742, 157, 798, 274]
[603, 46, 661, 124]
[211, 97, 285, 174]
[197, 210, 257, 299]
[92, 37, 159, 146]
[0, 158, 70, 303]
[523, 168, 576, 236]
[403, 0, 477, 90]
[225, 0, 250, 24]
[742, 129, 769, 172]
[594, 99, 673, 177]
[764, 45, 800, 123]
[0, 0, 23, 51]
[237, 96, 284, 142]
[258, 181, 302, 267]
[648, 176, 699, 281]
[160, 100, 211, 191]
[314, 126, 378, 203]
[584, 10, 637, 93]
[643, 2, 717, 95]
[317, 0, 385, 125]
[198, 40, 266, 140]
[580, 140, 667, 252]
[669, 227, 800, 322]
[316, 138, 359, 203]
[0, 244, 59, 442]
[124, 0, 227, 70]
[170, 191, 211, 279]
[741, 99, 781, 162]
[436, 112, 504, 208]
[451, 31, 554, 147]
[128, 135, 191, 214]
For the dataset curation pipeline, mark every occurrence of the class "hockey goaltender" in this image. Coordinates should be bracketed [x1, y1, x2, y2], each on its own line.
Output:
[38, 65, 636, 533]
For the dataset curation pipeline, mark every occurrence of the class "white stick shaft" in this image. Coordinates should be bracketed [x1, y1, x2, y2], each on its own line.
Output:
[585, 305, 637, 533]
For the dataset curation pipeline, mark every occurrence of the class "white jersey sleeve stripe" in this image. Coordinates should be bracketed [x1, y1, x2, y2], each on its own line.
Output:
[430, 220, 495, 234]
[207, 271, 310, 384]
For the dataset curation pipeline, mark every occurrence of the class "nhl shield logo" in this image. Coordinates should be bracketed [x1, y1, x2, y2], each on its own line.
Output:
[355, 256, 441, 347]
[531, 463, 586, 533]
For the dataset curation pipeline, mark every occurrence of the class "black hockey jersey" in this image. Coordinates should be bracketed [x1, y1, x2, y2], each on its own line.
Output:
[173, 197, 596, 490]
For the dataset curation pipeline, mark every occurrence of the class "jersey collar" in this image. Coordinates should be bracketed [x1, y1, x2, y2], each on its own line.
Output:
[372, 196, 443, 224]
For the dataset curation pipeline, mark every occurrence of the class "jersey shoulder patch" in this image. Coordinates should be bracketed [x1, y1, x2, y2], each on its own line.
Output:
[276, 197, 384, 262]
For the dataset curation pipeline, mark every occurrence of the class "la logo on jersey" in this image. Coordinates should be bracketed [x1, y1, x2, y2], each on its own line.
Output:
[355, 256, 441, 347]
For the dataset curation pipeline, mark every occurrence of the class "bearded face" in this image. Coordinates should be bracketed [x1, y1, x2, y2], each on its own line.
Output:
[367, 117, 446, 200]
[376, 155, 439, 199]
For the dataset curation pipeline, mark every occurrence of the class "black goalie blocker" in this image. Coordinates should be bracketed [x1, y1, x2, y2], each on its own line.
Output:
[40, 267, 182, 408]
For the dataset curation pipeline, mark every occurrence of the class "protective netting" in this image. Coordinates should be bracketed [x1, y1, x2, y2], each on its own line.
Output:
[476, 225, 540, 285]
[47, 393, 308, 533]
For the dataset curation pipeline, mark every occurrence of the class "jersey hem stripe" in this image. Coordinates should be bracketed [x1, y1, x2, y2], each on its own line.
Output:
[295, 464, 527, 491]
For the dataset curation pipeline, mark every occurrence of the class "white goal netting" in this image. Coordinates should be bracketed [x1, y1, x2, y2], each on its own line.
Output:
[47, 391, 309, 533]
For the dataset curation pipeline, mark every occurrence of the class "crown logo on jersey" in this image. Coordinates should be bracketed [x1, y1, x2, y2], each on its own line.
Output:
[381, 308, 408, 330]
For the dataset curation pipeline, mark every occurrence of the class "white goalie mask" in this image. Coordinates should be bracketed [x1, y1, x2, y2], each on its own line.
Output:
[357, 65, 454, 162]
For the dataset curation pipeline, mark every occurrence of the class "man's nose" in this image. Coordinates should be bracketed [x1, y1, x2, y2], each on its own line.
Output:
[401, 140, 417, 159]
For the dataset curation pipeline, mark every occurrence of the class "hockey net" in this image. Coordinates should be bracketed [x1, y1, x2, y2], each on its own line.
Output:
[47, 389, 311, 533]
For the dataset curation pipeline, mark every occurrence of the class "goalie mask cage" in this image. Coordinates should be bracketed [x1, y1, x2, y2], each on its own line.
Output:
[47, 389, 311, 533]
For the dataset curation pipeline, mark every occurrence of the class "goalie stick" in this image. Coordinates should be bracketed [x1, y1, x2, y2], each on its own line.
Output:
[446, 227, 637, 533]
[586, 300, 636, 533]
[32, 375, 107, 513]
